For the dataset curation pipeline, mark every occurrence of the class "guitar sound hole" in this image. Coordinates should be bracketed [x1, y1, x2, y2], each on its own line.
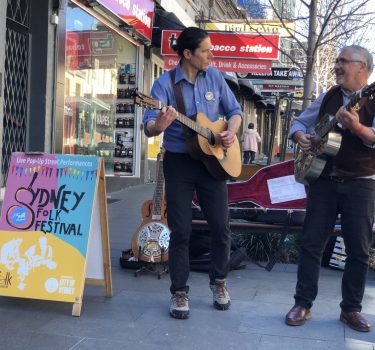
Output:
[207, 130, 216, 146]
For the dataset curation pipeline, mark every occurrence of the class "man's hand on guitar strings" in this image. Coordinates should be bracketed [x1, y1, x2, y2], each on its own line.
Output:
[220, 129, 236, 149]
[296, 132, 313, 153]
[153, 106, 178, 134]
[310, 134, 325, 154]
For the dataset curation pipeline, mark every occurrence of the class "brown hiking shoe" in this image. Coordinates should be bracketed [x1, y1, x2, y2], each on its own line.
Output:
[170, 291, 190, 319]
[210, 279, 231, 310]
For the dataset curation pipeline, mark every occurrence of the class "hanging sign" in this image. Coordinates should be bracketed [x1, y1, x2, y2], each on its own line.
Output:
[237, 67, 303, 81]
[204, 20, 295, 37]
[0, 153, 112, 316]
[161, 30, 280, 60]
[96, 0, 154, 41]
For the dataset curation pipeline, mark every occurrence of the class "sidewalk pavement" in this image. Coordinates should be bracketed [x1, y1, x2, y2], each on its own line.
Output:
[1, 184, 375, 349]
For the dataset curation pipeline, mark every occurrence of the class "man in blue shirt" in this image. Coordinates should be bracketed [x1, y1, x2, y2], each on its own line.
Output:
[144, 27, 242, 319]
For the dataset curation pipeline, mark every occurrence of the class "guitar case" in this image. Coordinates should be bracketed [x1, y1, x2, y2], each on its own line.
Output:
[192, 160, 307, 226]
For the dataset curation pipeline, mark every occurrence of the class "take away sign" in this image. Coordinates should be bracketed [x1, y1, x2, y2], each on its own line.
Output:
[161, 30, 280, 60]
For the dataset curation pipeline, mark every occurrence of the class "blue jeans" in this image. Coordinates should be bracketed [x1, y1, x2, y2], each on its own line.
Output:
[294, 177, 375, 312]
[163, 151, 231, 294]
[243, 151, 255, 164]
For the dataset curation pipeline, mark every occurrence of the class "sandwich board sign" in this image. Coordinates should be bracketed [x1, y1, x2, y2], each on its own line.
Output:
[0, 153, 112, 316]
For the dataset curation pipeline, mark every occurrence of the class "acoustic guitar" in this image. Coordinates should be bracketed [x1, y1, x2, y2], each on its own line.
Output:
[134, 91, 241, 180]
[294, 82, 375, 184]
[131, 149, 170, 263]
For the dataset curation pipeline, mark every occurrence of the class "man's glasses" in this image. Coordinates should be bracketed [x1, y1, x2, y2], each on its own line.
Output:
[334, 57, 364, 65]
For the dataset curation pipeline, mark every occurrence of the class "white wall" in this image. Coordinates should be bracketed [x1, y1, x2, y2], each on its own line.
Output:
[370, 70, 375, 84]
[159, 0, 197, 27]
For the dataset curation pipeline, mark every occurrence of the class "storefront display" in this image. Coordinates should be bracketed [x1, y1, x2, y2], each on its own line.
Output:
[114, 63, 136, 175]
[63, 1, 141, 177]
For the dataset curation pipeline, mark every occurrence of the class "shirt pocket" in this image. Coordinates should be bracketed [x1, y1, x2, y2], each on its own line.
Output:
[204, 88, 221, 118]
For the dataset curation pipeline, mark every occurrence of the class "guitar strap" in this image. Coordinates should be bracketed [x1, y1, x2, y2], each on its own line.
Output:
[169, 68, 186, 115]
[169, 69, 193, 138]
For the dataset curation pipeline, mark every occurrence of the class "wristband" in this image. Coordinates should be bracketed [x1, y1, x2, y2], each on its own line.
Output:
[354, 124, 365, 134]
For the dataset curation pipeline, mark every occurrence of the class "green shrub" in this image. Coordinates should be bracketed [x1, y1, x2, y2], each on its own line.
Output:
[232, 232, 300, 263]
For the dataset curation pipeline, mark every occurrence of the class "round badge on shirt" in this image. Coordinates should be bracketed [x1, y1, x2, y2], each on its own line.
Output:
[205, 91, 214, 101]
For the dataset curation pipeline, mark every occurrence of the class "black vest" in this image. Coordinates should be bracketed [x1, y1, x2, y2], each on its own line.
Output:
[318, 85, 375, 178]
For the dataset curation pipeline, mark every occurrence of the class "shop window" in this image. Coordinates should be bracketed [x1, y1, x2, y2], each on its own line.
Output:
[147, 55, 165, 159]
[63, 2, 139, 177]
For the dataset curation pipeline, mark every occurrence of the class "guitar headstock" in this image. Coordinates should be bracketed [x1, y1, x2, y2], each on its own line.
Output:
[362, 81, 375, 99]
[347, 81, 375, 110]
[133, 90, 162, 110]
[157, 147, 165, 162]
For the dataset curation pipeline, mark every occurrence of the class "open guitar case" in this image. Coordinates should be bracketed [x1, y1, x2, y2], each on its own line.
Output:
[191, 160, 308, 271]
[192, 160, 307, 224]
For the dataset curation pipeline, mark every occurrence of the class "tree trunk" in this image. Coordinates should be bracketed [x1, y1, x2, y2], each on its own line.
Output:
[303, 0, 318, 109]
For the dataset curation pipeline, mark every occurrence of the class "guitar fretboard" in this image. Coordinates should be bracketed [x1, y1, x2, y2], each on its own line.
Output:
[319, 87, 371, 137]
[158, 101, 212, 140]
[152, 154, 164, 220]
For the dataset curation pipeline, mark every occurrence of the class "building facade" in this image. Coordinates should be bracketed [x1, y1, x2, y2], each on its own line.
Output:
[0, 0, 57, 190]
[0, 0, 271, 194]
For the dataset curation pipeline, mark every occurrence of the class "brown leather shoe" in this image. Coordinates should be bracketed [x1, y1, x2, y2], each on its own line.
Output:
[340, 311, 371, 332]
[285, 305, 311, 326]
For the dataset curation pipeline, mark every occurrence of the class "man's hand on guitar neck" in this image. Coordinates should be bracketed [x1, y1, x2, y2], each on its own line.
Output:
[336, 106, 360, 132]
[147, 106, 178, 136]
[336, 106, 375, 145]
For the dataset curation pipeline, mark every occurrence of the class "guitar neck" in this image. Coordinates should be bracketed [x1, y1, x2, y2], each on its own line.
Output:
[158, 101, 211, 140]
[321, 89, 366, 136]
[151, 154, 165, 220]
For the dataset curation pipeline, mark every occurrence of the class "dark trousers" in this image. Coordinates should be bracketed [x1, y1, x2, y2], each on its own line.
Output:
[295, 177, 375, 312]
[163, 151, 231, 294]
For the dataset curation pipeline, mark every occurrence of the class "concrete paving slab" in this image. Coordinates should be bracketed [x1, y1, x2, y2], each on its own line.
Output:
[71, 337, 173, 350]
[0, 184, 375, 349]
[239, 300, 345, 341]
[256, 334, 374, 350]
[145, 325, 262, 350]
[0, 330, 82, 350]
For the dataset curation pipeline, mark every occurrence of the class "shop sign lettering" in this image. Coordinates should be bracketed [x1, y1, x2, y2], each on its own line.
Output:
[165, 57, 272, 74]
[97, 0, 154, 41]
[162, 30, 280, 60]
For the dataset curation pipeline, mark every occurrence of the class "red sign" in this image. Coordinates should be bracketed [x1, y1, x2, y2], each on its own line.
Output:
[97, 0, 154, 41]
[164, 56, 272, 74]
[162, 30, 280, 60]
[66, 31, 118, 70]
[66, 31, 116, 57]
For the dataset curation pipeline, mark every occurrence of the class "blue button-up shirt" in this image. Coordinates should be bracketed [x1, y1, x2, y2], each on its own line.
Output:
[143, 64, 243, 153]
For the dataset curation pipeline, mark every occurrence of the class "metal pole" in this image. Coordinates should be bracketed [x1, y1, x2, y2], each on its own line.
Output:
[266, 97, 280, 166]
[279, 98, 292, 161]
